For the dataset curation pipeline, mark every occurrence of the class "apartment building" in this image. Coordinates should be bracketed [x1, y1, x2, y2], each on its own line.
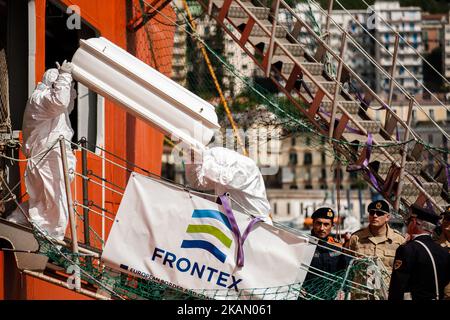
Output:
[372, 1, 423, 96]
[286, 3, 376, 90]
[172, 10, 188, 86]
[172, 2, 256, 95]
[421, 13, 446, 54]
[444, 16, 450, 79]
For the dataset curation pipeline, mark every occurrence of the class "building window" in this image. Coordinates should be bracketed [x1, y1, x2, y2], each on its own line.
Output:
[273, 203, 277, 215]
[287, 203, 290, 215]
[429, 109, 435, 120]
[305, 167, 313, 189]
[304, 152, 312, 165]
[321, 152, 326, 164]
[289, 152, 298, 165]
[321, 168, 327, 180]
[306, 137, 311, 146]
[291, 137, 296, 146]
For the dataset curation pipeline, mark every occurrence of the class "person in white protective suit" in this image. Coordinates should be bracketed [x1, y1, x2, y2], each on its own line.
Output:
[7, 61, 77, 241]
[185, 147, 272, 222]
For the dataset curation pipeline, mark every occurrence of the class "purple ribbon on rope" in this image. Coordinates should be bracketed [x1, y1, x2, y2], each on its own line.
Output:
[346, 133, 382, 192]
[350, 82, 387, 111]
[218, 194, 262, 268]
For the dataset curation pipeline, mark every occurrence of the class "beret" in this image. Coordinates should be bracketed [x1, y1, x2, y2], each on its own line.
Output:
[312, 207, 335, 220]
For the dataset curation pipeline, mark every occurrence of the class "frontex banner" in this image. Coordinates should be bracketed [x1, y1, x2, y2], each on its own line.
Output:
[102, 173, 316, 299]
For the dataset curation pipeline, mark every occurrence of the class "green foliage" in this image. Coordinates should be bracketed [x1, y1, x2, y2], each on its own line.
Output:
[186, 17, 227, 100]
[423, 47, 445, 93]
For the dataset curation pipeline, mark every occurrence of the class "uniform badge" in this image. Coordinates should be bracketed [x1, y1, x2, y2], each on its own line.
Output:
[327, 210, 333, 218]
[394, 259, 402, 270]
[376, 202, 382, 210]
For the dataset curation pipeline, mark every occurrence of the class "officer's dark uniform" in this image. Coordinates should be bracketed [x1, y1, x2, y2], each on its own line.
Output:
[305, 208, 351, 282]
[388, 205, 450, 300]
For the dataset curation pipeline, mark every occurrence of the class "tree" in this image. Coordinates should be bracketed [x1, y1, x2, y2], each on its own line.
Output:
[186, 16, 226, 100]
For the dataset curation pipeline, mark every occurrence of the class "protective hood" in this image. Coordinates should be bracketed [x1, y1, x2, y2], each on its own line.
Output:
[185, 147, 271, 219]
[36, 68, 59, 90]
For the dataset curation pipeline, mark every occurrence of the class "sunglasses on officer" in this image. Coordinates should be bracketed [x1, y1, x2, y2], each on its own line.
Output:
[369, 210, 387, 217]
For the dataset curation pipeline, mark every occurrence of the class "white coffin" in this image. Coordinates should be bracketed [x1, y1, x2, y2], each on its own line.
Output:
[71, 37, 219, 149]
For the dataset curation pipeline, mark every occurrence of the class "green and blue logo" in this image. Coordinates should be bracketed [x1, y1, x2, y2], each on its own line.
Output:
[181, 209, 232, 263]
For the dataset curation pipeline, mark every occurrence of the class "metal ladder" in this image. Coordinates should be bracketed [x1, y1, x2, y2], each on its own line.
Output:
[195, 0, 449, 216]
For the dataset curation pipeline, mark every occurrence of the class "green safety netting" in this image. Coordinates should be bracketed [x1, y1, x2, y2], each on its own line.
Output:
[35, 227, 389, 300]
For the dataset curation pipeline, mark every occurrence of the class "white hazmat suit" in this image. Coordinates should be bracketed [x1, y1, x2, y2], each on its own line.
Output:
[185, 147, 271, 221]
[8, 66, 76, 241]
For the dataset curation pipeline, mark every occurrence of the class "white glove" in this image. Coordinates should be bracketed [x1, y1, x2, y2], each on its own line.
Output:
[56, 60, 74, 74]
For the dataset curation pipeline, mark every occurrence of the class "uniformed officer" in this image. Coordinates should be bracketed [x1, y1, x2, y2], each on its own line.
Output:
[348, 200, 405, 274]
[388, 205, 450, 300]
[435, 206, 450, 299]
[436, 206, 450, 251]
[304, 207, 351, 282]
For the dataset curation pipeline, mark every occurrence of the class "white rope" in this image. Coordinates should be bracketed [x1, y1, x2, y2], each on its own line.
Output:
[0, 139, 60, 162]
[415, 239, 440, 300]
[73, 201, 115, 222]
[73, 171, 124, 196]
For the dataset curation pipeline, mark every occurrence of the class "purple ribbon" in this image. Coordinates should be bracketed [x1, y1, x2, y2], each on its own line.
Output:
[350, 82, 386, 111]
[346, 133, 381, 192]
[218, 194, 262, 268]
